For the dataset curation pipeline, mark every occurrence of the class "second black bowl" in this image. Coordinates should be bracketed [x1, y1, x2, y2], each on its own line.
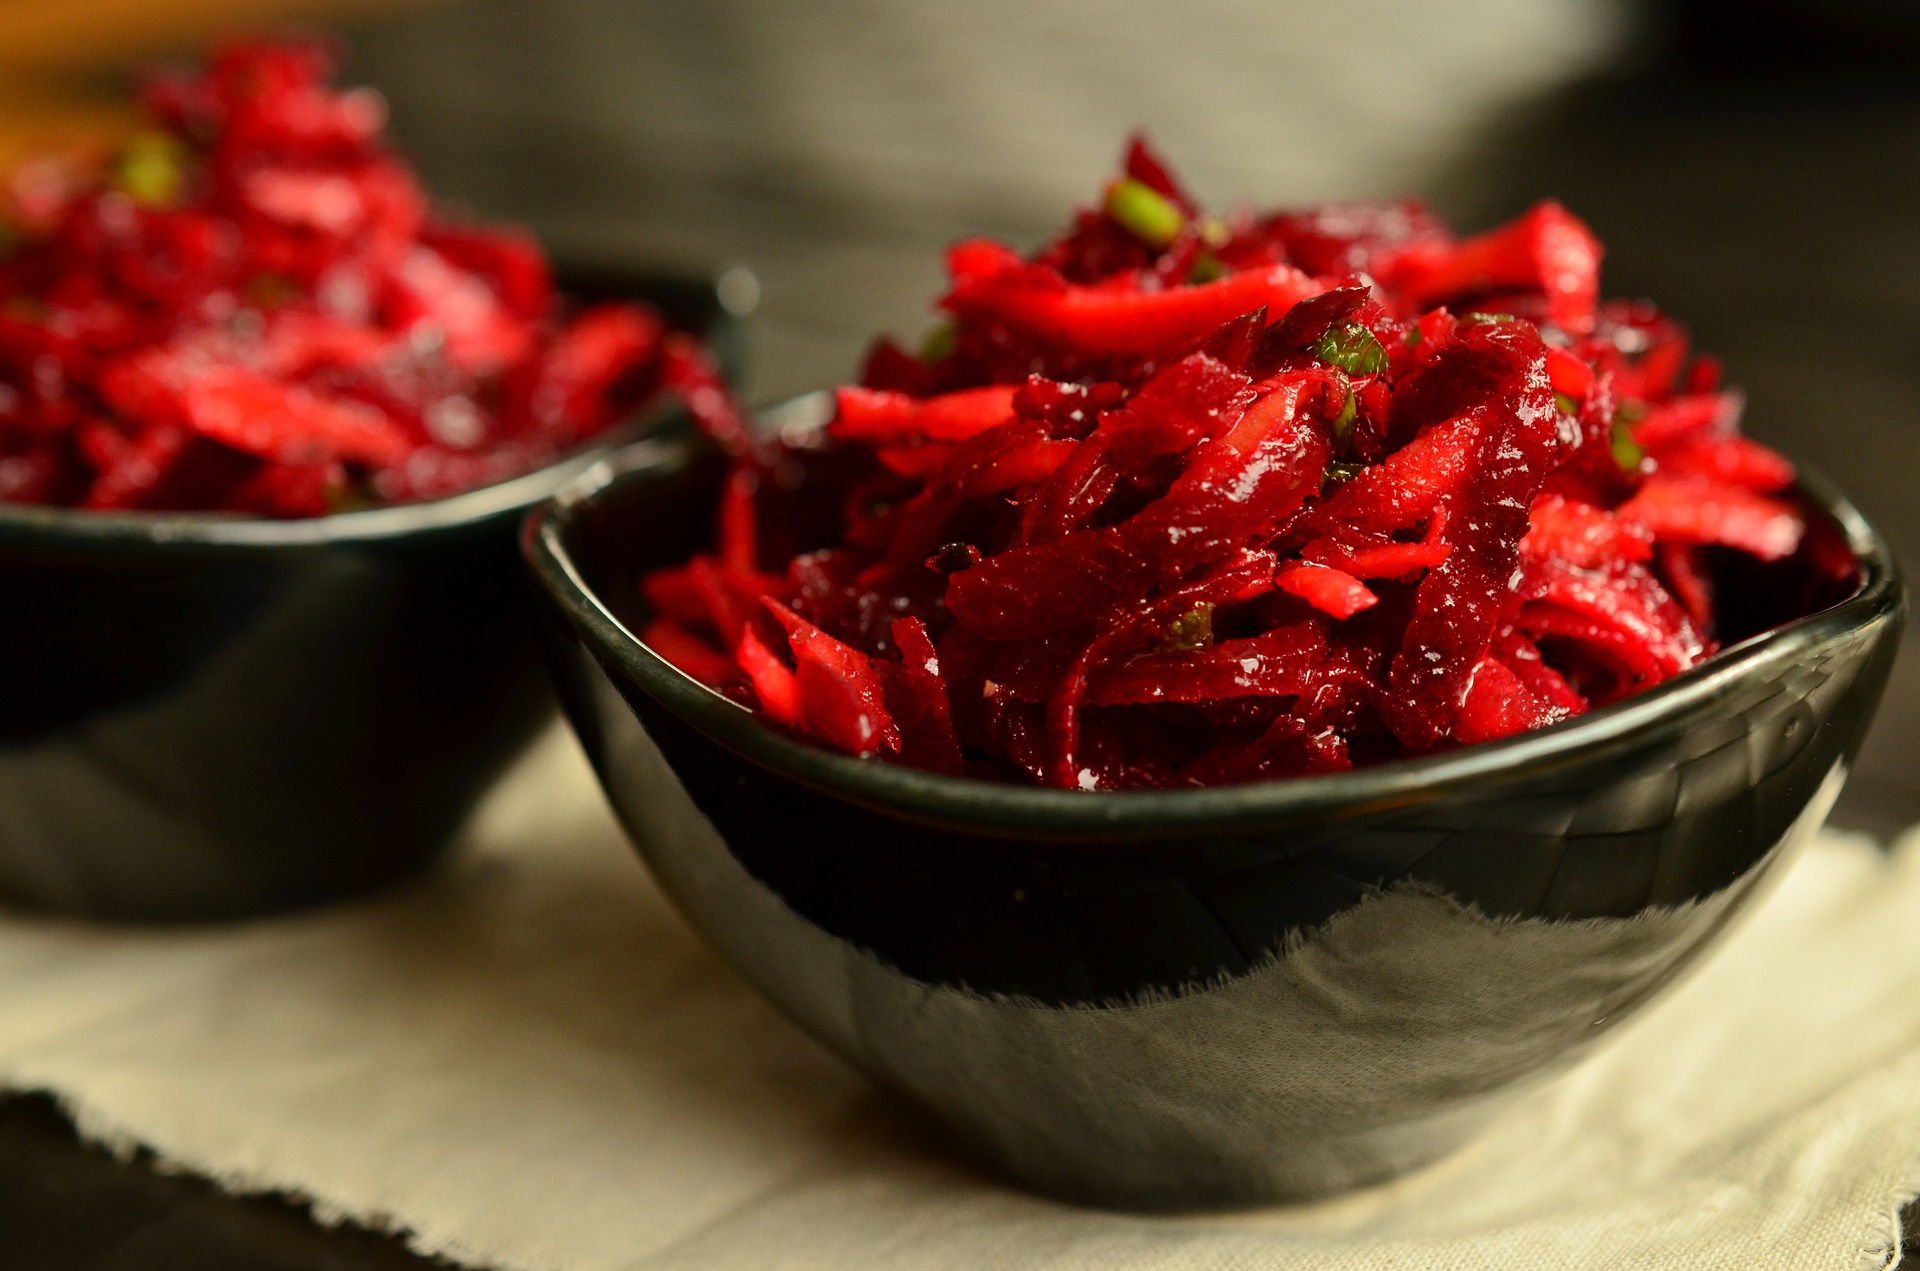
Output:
[0, 265, 750, 921]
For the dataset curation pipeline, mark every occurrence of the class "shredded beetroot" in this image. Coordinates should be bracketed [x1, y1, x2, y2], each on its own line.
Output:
[640, 136, 1859, 789]
[0, 39, 726, 516]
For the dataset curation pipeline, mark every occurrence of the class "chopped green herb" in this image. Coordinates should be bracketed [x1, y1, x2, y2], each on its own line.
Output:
[1403, 326, 1422, 347]
[1323, 460, 1365, 491]
[1187, 252, 1226, 285]
[1611, 418, 1643, 472]
[1198, 216, 1231, 248]
[1160, 602, 1215, 652]
[919, 321, 957, 364]
[1105, 177, 1185, 249]
[116, 131, 186, 207]
[1332, 387, 1358, 441]
[1311, 320, 1389, 377]
[1554, 392, 1579, 416]
[1614, 399, 1646, 424]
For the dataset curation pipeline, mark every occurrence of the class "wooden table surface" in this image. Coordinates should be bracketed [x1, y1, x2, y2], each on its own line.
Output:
[5, 1, 1920, 1265]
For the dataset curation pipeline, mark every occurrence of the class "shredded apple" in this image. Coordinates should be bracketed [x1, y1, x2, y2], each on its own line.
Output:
[0, 39, 738, 516]
[644, 137, 1856, 790]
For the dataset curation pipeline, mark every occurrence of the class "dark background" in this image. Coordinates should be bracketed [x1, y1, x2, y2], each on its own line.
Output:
[4, 0, 1920, 1263]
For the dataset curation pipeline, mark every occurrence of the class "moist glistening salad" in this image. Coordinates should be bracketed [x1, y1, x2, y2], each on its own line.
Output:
[0, 39, 738, 516]
[642, 137, 1857, 790]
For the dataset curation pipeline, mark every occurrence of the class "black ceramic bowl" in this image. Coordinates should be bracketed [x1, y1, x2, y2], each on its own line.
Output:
[0, 266, 751, 921]
[524, 393, 1903, 1209]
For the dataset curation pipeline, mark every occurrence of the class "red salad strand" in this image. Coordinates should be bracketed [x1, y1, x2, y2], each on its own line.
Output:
[642, 137, 1858, 790]
[0, 39, 731, 516]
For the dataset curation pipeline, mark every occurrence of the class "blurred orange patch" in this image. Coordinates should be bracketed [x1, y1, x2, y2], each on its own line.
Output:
[0, 0, 421, 168]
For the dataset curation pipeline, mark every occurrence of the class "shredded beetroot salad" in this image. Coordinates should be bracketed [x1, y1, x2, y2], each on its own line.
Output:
[0, 39, 738, 516]
[643, 138, 1857, 790]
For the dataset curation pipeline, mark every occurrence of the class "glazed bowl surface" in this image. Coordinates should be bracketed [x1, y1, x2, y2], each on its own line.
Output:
[0, 266, 750, 921]
[523, 393, 1903, 1208]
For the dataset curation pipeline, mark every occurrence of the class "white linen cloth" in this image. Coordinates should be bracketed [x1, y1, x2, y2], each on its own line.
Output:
[1, 723, 1918, 1271]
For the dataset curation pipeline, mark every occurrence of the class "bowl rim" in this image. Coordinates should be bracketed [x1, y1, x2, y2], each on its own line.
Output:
[0, 263, 750, 552]
[523, 391, 1906, 841]
[0, 434, 646, 549]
